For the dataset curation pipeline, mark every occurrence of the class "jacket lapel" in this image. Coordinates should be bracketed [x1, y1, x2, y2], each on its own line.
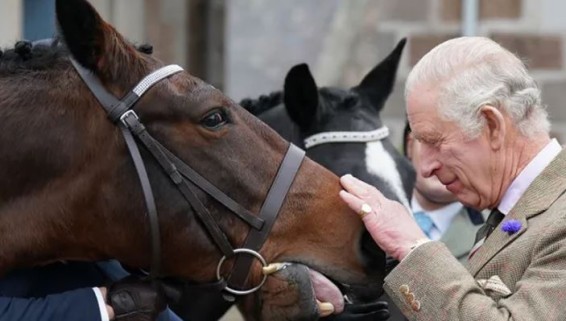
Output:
[469, 148, 566, 275]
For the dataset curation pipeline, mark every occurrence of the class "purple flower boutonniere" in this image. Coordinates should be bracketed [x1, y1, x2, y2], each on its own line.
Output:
[501, 219, 522, 235]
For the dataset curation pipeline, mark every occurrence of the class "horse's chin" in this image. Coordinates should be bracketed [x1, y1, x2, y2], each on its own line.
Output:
[243, 263, 382, 321]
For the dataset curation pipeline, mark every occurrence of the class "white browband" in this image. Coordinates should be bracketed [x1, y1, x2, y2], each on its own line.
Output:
[133, 64, 184, 96]
[303, 126, 390, 149]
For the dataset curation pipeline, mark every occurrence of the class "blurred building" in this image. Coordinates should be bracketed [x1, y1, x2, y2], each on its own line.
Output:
[2, 0, 565, 144]
[0, 0, 189, 69]
[225, 0, 566, 145]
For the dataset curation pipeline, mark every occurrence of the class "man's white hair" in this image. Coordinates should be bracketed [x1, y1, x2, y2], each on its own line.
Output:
[405, 36, 550, 138]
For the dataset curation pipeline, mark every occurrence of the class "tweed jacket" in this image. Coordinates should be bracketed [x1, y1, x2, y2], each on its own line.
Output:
[384, 148, 566, 321]
[384, 207, 485, 321]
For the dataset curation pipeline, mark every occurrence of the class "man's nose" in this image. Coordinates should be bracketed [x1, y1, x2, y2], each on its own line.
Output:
[419, 146, 440, 178]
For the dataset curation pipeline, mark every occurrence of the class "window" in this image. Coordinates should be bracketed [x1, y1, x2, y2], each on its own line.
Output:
[23, 0, 55, 41]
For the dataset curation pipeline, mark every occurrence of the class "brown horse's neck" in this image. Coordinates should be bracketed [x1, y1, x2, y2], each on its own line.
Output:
[0, 63, 151, 273]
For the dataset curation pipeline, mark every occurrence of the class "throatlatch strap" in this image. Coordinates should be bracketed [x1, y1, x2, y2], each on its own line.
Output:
[71, 59, 182, 276]
[71, 59, 173, 277]
[120, 125, 162, 275]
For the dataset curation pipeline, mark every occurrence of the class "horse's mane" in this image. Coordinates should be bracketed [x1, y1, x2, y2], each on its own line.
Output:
[239, 91, 283, 116]
[0, 39, 69, 75]
[0, 38, 153, 75]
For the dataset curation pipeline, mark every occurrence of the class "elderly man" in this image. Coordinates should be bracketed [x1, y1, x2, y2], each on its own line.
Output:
[340, 36, 566, 320]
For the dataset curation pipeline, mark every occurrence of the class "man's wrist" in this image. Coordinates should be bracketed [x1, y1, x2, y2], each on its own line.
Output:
[398, 238, 431, 261]
[99, 287, 115, 320]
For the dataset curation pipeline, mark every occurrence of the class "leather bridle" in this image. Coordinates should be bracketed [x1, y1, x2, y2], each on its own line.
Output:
[70, 60, 305, 306]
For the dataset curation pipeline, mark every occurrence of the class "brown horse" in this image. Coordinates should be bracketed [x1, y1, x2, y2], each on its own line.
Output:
[0, 0, 385, 320]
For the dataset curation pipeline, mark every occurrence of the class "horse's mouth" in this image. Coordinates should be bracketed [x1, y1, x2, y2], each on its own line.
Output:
[262, 262, 382, 317]
[308, 267, 345, 315]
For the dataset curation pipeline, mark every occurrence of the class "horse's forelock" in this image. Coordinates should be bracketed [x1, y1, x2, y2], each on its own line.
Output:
[0, 39, 69, 75]
[239, 91, 283, 116]
[0, 38, 153, 77]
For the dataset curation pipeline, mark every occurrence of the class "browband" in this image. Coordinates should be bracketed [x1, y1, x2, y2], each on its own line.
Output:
[304, 126, 390, 149]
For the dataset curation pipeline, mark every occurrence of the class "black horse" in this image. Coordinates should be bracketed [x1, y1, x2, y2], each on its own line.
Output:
[241, 39, 415, 210]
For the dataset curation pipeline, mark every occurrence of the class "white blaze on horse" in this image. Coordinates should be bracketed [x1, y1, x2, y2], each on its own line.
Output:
[242, 39, 415, 212]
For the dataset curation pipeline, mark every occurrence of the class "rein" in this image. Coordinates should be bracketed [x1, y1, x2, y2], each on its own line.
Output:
[70, 60, 305, 306]
[303, 126, 390, 149]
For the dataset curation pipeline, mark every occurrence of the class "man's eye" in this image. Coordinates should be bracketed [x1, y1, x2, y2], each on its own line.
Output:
[201, 110, 227, 129]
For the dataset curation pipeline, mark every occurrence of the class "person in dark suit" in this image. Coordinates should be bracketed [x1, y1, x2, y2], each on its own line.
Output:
[0, 260, 182, 321]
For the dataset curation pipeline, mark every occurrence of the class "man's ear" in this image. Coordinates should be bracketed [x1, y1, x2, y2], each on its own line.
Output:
[481, 105, 506, 150]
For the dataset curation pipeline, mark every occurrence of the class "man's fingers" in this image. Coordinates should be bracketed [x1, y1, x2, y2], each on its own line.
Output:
[339, 190, 364, 214]
[340, 174, 369, 195]
[339, 190, 379, 223]
[340, 174, 383, 199]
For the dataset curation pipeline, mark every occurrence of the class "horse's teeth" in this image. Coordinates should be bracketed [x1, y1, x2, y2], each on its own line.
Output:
[262, 263, 287, 275]
[317, 300, 335, 317]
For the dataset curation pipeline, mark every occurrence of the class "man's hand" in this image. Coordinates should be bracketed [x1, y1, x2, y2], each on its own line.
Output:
[339, 174, 428, 261]
[106, 276, 168, 321]
[99, 287, 115, 319]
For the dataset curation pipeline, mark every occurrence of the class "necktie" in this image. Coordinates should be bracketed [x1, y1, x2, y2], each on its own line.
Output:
[414, 211, 435, 238]
[474, 208, 505, 244]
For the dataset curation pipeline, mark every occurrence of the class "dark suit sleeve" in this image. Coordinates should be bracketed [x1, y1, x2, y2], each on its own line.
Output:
[0, 288, 103, 321]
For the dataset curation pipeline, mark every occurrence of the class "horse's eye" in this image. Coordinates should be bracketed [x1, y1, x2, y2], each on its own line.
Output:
[201, 110, 228, 129]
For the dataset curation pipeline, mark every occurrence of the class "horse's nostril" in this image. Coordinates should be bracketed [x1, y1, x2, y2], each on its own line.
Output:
[359, 231, 386, 271]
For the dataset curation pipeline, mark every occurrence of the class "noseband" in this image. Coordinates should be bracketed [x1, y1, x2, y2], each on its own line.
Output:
[71, 60, 305, 303]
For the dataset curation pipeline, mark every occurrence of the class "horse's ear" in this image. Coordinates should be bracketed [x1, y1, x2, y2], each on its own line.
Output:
[284, 63, 319, 130]
[56, 0, 138, 80]
[355, 38, 406, 110]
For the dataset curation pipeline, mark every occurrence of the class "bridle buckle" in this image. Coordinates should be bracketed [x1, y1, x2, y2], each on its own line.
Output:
[120, 109, 139, 127]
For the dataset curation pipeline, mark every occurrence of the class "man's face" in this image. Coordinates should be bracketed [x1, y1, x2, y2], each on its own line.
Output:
[407, 133, 458, 204]
[406, 87, 497, 209]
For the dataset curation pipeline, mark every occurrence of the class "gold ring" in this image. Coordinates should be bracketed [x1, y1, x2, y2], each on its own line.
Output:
[358, 203, 373, 219]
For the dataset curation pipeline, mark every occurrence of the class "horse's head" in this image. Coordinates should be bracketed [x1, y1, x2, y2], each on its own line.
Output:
[245, 39, 415, 210]
[0, 0, 389, 319]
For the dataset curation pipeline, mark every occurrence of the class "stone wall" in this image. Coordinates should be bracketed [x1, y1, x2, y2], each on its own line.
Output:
[227, 0, 566, 146]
